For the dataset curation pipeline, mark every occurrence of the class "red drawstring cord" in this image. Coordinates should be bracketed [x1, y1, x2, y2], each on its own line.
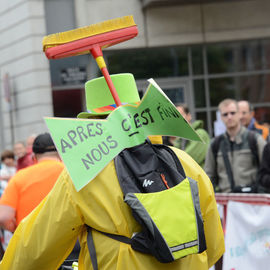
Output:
[160, 173, 170, 189]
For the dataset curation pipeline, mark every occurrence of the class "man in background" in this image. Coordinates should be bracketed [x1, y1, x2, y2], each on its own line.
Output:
[238, 100, 269, 140]
[204, 99, 266, 193]
[173, 104, 210, 167]
[13, 141, 34, 171]
[0, 133, 64, 232]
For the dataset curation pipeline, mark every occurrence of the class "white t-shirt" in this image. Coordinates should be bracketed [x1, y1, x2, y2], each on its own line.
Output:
[0, 164, 16, 190]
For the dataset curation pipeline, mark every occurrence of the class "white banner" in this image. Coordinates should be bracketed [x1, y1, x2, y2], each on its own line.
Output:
[217, 203, 224, 220]
[223, 201, 270, 270]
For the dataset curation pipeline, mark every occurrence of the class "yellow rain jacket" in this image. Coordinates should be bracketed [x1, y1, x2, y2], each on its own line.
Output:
[0, 142, 224, 270]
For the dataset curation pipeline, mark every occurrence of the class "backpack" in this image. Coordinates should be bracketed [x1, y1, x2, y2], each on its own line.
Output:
[86, 140, 206, 269]
[211, 130, 259, 192]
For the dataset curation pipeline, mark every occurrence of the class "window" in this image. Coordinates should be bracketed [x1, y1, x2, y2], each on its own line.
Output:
[105, 47, 188, 79]
[191, 46, 204, 75]
[209, 77, 235, 107]
[195, 111, 208, 132]
[53, 89, 84, 118]
[50, 38, 270, 136]
[236, 74, 270, 103]
[163, 88, 185, 104]
[207, 40, 270, 74]
[193, 80, 206, 107]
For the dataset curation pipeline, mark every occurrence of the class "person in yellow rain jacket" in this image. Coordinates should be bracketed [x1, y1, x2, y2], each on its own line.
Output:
[0, 74, 224, 270]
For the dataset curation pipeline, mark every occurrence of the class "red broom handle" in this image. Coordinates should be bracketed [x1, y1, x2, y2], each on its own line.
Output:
[91, 46, 121, 107]
[100, 67, 121, 106]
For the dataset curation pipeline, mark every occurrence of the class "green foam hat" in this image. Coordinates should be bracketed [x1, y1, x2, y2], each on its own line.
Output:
[77, 73, 140, 118]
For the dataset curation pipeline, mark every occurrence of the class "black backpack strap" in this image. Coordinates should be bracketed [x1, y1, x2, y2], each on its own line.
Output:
[247, 131, 259, 166]
[219, 140, 235, 191]
[210, 134, 224, 188]
[86, 226, 98, 270]
[247, 130, 260, 193]
[100, 231, 132, 244]
[86, 225, 132, 270]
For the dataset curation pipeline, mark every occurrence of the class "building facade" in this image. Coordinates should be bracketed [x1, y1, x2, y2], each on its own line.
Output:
[1, 0, 270, 150]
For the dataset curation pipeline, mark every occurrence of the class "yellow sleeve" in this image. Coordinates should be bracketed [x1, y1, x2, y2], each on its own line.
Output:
[0, 169, 84, 270]
[172, 147, 225, 267]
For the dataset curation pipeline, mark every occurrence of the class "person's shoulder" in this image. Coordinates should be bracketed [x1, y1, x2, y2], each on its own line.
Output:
[196, 128, 210, 140]
[0, 164, 8, 172]
[210, 133, 225, 145]
[169, 146, 205, 172]
[12, 163, 39, 180]
[23, 152, 34, 162]
[169, 145, 189, 157]
[55, 167, 70, 184]
[240, 125, 248, 134]
[254, 121, 269, 139]
[192, 120, 206, 131]
[52, 161, 65, 172]
[254, 121, 269, 132]
[34, 160, 65, 176]
[39, 159, 64, 168]
[3, 167, 28, 189]
[246, 129, 266, 152]
[16, 152, 34, 169]
[251, 129, 266, 142]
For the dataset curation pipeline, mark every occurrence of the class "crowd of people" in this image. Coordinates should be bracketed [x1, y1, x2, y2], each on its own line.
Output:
[0, 96, 269, 269]
[0, 135, 36, 196]
[0, 74, 225, 269]
[0, 133, 64, 252]
[164, 99, 270, 194]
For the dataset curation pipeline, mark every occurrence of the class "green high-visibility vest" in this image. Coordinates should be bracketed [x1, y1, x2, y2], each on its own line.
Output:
[125, 176, 205, 261]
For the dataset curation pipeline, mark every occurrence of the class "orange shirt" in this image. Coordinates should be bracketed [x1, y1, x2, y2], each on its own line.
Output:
[0, 160, 64, 226]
